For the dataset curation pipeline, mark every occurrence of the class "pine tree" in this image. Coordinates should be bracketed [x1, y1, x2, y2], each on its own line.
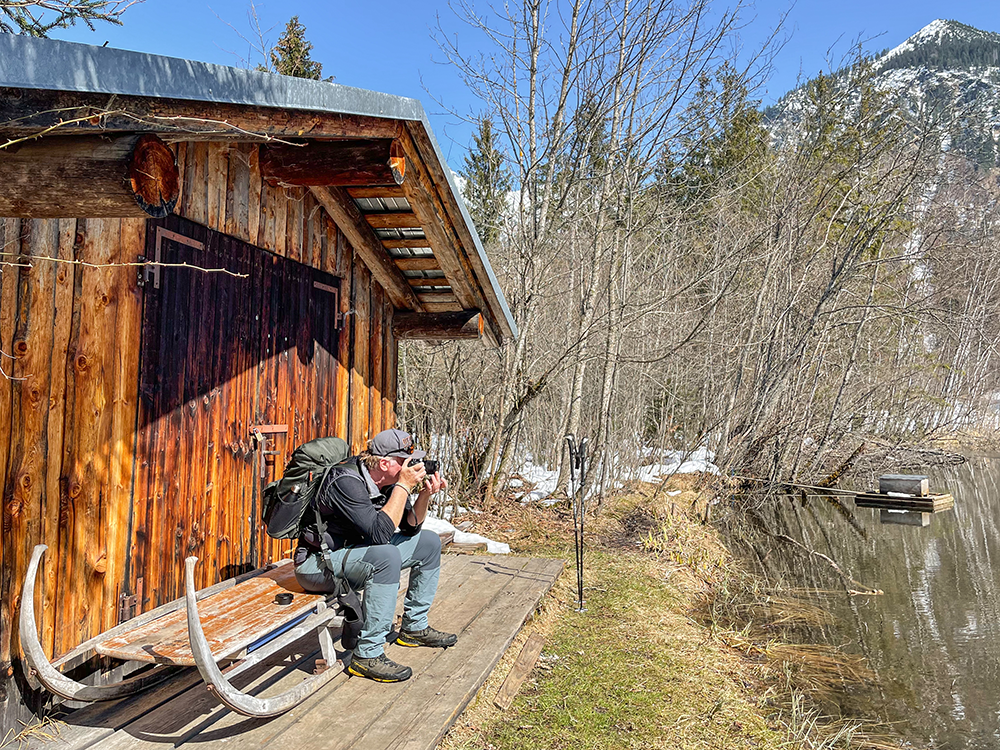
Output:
[0, 0, 134, 37]
[461, 118, 512, 245]
[264, 16, 330, 81]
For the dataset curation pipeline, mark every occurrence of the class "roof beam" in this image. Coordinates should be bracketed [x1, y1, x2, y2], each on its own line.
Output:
[364, 212, 421, 229]
[347, 186, 407, 199]
[397, 130, 480, 313]
[394, 257, 440, 271]
[260, 139, 405, 187]
[403, 122, 513, 342]
[310, 185, 422, 311]
[0, 88, 404, 141]
[0, 133, 178, 218]
[381, 239, 431, 249]
[406, 277, 452, 287]
[394, 310, 483, 341]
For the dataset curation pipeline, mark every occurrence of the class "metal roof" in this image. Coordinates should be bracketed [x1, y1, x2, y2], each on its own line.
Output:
[0, 34, 517, 340]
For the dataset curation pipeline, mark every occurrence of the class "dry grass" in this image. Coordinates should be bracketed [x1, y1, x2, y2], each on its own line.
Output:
[0, 717, 67, 749]
[440, 480, 906, 750]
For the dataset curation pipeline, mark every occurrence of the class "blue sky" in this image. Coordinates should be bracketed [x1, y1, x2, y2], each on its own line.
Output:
[51, 0, 1000, 166]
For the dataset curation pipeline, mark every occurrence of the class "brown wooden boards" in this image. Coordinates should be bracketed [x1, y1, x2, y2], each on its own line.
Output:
[95, 563, 324, 665]
[130, 217, 257, 609]
[854, 492, 954, 513]
[493, 633, 545, 709]
[131, 213, 342, 603]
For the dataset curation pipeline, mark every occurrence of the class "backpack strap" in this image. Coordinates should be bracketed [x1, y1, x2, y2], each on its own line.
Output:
[311, 457, 364, 557]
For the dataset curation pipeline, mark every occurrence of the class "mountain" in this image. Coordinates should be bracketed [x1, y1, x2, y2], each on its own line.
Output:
[766, 19, 1000, 167]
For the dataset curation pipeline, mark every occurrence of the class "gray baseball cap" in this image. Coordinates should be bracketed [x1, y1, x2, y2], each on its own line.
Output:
[368, 429, 426, 460]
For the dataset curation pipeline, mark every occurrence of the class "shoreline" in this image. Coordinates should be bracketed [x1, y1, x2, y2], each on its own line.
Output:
[440, 478, 903, 749]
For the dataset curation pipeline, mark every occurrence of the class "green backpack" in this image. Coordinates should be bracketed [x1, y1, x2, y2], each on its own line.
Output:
[261, 436, 354, 540]
[262, 436, 365, 650]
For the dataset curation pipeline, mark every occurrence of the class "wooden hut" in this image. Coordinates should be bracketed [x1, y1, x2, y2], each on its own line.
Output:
[0, 36, 516, 730]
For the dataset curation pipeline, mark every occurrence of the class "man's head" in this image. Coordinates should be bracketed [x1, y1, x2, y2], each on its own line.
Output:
[363, 429, 425, 486]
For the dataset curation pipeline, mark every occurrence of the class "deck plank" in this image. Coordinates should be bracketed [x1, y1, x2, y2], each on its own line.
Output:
[355, 558, 564, 750]
[257, 557, 537, 750]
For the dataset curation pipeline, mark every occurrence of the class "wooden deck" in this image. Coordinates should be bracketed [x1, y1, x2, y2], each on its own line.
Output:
[34, 555, 562, 750]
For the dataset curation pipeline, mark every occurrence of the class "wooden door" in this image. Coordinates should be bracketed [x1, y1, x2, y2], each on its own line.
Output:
[126, 216, 340, 617]
[252, 247, 341, 565]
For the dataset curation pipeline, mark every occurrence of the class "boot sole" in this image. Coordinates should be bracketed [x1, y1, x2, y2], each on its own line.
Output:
[347, 664, 411, 682]
[395, 637, 456, 648]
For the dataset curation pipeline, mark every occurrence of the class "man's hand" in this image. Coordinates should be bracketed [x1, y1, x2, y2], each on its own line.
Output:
[409, 469, 446, 527]
[424, 471, 447, 495]
[398, 458, 426, 493]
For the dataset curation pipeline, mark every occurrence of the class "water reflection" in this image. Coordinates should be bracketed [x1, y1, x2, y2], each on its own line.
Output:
[760, 459, 1000, 749]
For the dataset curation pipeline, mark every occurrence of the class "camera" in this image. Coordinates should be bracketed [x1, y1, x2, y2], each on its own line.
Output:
[416, 458, 439, 475]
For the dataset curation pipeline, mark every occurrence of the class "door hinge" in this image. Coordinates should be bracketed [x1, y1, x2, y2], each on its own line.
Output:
[119, 577, 143, 623]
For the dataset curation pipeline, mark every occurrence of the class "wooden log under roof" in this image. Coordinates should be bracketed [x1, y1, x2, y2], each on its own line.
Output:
[260, 139, 405, 187]
[394, 311, 482, 340]
[0, 134, 178, 218]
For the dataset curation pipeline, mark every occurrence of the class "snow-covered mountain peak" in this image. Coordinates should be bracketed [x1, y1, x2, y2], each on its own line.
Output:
[767, 20, 1000, 166]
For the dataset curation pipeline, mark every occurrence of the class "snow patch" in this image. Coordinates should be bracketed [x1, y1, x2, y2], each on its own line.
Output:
[422, 514, 511, 555]
[506, 447, 719, 505]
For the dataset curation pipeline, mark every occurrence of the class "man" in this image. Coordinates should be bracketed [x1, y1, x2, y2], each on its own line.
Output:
[293, 428, 456, 682]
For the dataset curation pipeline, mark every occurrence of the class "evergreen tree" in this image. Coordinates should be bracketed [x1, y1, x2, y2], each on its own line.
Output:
[461, 117, 512, 245]
[263, 16, 330, 81]
[0, 0, 133, 36]
[671, 65, 769, 205]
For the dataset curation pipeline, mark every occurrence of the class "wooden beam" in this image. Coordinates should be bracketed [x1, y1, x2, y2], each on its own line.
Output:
[364, 212, 422, 229]
[0, 134, 178, 218]
[416, 292, 459, 305]
[397, 130, 481, 314]
[394, 257, 440, 271]
[381, 239, 431, 249]
[310, 185, 422, 310]
[347, 186, 407, 199]
[421, 301, 464, 313]
[0, 88, 403, 141]
[404, 122, 514, 343]
[394, 311, 483, 340]
[406, 277, 452, 287]
[260, 139, 405, 187]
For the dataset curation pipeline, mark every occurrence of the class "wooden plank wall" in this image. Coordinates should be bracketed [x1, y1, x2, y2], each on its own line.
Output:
[0, 140, 399, 730]
[0, 217, 145, 727]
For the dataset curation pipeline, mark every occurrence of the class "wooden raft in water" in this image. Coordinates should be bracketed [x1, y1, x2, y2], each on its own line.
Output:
[853, 492, 954, 513]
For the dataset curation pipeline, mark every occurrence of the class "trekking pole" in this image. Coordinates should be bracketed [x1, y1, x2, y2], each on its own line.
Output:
[576, 438, 588, 612]
[565, 434, 587, 612]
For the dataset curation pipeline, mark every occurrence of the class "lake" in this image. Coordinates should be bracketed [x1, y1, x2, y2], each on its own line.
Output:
[759, 459, 1000, 749]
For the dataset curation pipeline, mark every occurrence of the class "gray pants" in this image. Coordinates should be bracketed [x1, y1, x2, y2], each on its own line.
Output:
[294, 529, 442, 658]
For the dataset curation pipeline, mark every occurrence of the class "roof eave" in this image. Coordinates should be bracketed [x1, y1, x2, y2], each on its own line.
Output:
[0, 34, 517, 342]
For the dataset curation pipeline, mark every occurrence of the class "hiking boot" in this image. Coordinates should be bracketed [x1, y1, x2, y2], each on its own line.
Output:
[395, 626, 458, 648]
[347, 653, 412, 682]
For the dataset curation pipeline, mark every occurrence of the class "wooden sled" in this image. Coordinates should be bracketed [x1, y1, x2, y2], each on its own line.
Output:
[20, 544, 344, 718]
